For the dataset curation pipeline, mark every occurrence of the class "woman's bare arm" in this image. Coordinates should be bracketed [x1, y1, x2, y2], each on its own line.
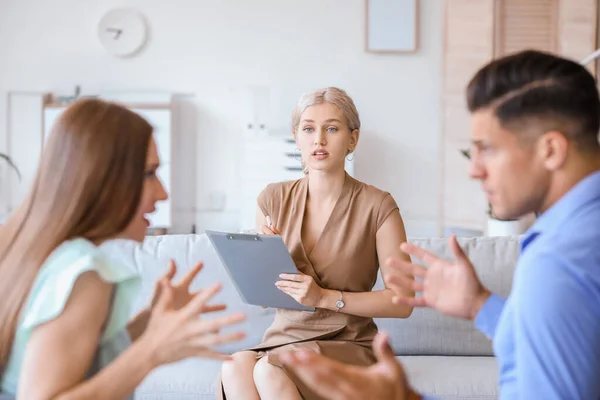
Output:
[17, 271, 154, 400]
[316, 210, 415, 318]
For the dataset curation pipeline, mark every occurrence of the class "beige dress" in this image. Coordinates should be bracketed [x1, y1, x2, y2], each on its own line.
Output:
[219, 173, 399, 400]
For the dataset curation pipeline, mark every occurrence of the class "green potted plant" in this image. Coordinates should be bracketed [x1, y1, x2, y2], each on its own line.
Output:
[460, 148, 534, 236]
[0, 152, 21, 180]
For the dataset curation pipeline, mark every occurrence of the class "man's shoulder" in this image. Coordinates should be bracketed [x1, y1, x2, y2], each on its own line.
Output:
[518, 207, 600, 288]
[549, 199, 600, 257]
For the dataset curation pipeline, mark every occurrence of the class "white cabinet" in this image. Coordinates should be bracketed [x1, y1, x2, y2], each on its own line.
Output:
[238, 132, 355, 230]
[43, 107, 64, 140]
[42, 104, 172, 229]
[5, 93, 46, 216]
[131, 108, 171, 165]
[239, 136, 303, 230]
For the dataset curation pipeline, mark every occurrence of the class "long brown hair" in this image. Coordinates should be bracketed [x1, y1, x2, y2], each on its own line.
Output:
[0, 98, 152, 376]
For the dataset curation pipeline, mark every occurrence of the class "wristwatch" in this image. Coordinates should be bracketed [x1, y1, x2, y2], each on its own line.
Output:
[335, 291, 345, 312]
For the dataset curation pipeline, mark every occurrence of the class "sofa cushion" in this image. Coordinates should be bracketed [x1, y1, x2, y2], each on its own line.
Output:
[133, 355, 499, 400]
[135, 358, 221, 400]
[401, 355, 499, 400]
[375, 236, 520, 356]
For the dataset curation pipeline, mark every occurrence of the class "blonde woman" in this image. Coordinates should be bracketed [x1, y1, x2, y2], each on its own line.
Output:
[220, 87, 414, 399]
[0, 99, 246, 400]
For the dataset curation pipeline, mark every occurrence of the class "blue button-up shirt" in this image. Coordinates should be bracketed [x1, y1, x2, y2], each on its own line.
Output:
[473, 170, 600, 399]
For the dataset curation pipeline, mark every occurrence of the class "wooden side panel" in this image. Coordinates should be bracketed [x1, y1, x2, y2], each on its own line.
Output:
[440, 0, 495, 232]
[557, 0, 598, 73]
[495, 0, 558, 56]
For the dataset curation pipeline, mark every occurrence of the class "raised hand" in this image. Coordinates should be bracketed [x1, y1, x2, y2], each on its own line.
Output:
[276, 273, 324, 308]
[140, 280, 246, 366]
[150, 260, 224, 313]
[279, 332, 418, 400]
[386, 234, 491, 321]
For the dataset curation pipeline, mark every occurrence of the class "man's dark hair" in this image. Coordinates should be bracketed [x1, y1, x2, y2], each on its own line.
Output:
[466, 50, 600, 151]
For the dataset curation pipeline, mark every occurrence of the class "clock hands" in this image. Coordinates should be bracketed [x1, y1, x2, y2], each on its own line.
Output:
[105, 27, 123, 40]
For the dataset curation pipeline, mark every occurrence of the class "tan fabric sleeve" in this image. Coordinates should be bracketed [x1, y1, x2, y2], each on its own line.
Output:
[376, 192, 400, 231]
[256, 183, 277, 220]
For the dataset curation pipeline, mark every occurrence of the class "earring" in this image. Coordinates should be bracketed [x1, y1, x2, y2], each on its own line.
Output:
[301, 159, 309, 175]
[346, 151, 355, 162]
[294, 147, 302, 162]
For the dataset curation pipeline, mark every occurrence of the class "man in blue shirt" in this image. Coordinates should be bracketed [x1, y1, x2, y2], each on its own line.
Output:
[279, 50, 600, 399]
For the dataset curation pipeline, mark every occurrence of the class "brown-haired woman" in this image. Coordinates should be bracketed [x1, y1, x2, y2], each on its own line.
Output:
[0, 98, 246, 400]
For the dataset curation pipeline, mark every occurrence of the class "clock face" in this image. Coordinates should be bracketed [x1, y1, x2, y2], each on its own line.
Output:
[98, 8, 148, 57]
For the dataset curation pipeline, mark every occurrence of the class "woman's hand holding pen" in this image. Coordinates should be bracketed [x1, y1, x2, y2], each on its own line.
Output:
[259, 215, 281, 235]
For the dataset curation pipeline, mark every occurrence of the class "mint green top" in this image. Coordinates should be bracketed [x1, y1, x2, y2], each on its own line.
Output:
[1, 238, 141, 397]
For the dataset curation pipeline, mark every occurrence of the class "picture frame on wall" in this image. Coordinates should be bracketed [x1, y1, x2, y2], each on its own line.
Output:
[365, 0, 418, 53]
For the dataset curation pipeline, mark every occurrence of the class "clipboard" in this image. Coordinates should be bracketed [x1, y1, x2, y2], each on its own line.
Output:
[206, 230, 315, 312]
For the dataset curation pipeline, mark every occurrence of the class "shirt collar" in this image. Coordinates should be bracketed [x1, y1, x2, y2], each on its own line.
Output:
[521, 170, 600, 251]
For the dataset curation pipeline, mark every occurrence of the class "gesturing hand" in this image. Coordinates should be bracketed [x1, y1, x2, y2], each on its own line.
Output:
[276, 273, 324, 308]
[150, 260, 225, 314]
[279, 332, 419, 400]
[141, 280, 246, 367]
[385, 234, 491, 321]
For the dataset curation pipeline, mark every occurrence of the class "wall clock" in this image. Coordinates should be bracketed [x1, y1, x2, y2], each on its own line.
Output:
[98, 8, 148, 57]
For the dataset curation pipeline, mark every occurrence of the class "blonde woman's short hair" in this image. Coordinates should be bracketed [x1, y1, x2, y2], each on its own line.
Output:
[291, 87, 361, 133]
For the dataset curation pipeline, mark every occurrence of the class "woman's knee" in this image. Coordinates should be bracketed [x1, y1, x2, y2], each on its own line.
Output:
[252, 357, 271, 384]
[253, 357, 302, 399]
[221, 351, 257, 383]
[253, 357, 288, 388]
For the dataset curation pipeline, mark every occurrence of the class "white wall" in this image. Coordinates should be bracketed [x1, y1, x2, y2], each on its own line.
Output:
[0, 0, 443, 236]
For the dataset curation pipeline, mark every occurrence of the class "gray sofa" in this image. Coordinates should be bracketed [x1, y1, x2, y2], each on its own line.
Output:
[103, 234, 521, 400]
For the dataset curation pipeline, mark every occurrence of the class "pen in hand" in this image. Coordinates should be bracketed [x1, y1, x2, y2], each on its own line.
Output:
[262, 215, 281, 236]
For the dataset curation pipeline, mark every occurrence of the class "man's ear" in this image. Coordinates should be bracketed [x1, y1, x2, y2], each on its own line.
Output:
[538, 130, 569, 171]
